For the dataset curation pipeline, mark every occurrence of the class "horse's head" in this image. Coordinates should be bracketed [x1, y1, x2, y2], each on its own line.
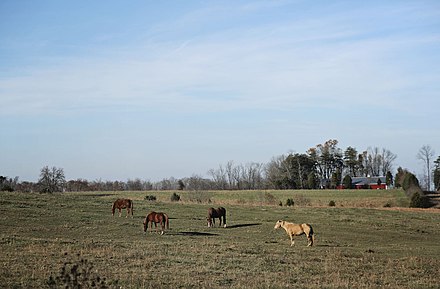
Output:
[143, 218, 147, 232]
[207, 217, 212, 228]
[274, 220, 284, 229]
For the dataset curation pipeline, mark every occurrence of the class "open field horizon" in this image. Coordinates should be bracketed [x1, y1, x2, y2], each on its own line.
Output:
[1, 189, 439, 288]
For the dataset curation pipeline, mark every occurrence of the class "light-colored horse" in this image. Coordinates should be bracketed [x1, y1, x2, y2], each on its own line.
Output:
[274, 220, 315, 247]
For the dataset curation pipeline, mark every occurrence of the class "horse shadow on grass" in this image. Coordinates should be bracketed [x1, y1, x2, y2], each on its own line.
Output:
[226, 223, 262, 229]
[172, 231, 219, 236]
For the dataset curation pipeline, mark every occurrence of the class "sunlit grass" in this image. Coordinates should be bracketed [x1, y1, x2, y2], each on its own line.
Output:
[0, 190, 438, 288]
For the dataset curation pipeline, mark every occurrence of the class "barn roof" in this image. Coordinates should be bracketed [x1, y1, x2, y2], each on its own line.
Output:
[352, 176, 386, 186]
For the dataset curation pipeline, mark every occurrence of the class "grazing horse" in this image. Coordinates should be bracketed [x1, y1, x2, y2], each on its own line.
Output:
[207, 207, 227, 228]
[112, 198, 133, 218]
[274, 220, 315, 247]
[143, 211, 169, 235]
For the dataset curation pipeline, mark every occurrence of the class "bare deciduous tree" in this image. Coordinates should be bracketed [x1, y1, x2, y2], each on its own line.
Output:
[363, 147, 396, 177]
[417, 145, 435, 191]
[38, 166, 66, 193]
[208, 165, 227, 190]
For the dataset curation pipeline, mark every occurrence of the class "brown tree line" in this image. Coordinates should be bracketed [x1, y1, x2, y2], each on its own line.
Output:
[2, 140, 439, 192]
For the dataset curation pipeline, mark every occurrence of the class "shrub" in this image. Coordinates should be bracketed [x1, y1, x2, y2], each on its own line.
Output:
[1, 185, 14, 192]
[342, 175, 352, 189]
[285, 198, 295, 207]
[47, 254, 117, 289]
[403, 173, 419, 191]
[144, 195, 157, 201]
[170, 192, 181, 202]
[409, 192, 430, 208]
[383, 202, 392, 208]
[328, 200, 336, 207]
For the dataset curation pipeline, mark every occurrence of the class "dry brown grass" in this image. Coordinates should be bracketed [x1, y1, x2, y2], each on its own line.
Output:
[1, 190, 439, 288]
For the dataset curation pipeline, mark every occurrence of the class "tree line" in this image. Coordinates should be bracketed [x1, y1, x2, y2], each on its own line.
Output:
[2, 140, 439, 193]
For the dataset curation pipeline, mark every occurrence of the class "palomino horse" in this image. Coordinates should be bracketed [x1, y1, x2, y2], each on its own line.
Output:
[274, 220, 315, 247]
[143, 211, 169, 235]
[112, 198, 133, 218]
[207, 207, 227, 228]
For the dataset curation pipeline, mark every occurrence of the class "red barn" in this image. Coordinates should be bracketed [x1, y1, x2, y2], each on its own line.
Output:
[352, 176, 387, 190]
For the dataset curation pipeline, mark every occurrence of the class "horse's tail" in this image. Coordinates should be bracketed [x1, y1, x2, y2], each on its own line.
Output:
[223, 209, 227, 227]
[165, 213, 169, 229]
[143, 217, 147, 232]
[307, 224, 315, 246]
[130, 200, 134, 216]
[112, 201, 116, 216]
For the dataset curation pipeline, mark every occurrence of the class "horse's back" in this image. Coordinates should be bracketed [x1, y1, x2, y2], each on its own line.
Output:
[146, 211, 157, 219]
[209, 207, 226, 217]
[114, 198, 132, 208]
[218, 207, 226, 215]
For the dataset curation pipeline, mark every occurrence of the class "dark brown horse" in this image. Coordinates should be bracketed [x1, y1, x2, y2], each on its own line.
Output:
[207, 207, 227, 228]
[112, 198, 133, 218]
[143, 211, 169, 235]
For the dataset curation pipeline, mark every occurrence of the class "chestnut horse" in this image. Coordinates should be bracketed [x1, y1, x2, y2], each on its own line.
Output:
[112, 198, 133, 218]
[143, 211, 169, 235]
[207, 207, 227, 228]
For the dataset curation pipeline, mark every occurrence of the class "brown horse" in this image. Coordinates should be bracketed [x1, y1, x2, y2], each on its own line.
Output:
[143, 211, 169, 235]
[207, 207, 227, 228]
[112, 198, 133, 218]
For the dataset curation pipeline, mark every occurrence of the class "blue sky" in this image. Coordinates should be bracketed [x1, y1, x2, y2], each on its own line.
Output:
[1, 0, 439, 182]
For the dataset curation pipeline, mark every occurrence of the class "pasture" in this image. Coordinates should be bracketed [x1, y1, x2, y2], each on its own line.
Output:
[0, 189, 439, 288]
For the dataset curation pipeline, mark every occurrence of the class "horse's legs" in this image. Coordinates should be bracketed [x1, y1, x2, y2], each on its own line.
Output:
[160, 221, 164, 235]
[307, 234, 313, 246]
[118, 208, 122, 217]
[290, 234, 295, 246]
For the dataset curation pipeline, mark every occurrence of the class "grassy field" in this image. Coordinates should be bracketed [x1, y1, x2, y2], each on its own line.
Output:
[0, 189, 439, 288]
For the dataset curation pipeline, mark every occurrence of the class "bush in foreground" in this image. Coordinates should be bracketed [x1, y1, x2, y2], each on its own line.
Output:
[47, 254, 118, 289]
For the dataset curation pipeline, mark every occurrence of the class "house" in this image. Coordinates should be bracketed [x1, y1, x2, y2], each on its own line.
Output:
[336, 176, 388, 189]
[351, 176, 388, 190]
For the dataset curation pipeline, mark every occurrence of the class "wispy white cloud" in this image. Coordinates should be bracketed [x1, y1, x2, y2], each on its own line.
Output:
[1, 1, 439, 181]
[2, 26, 436, 117]
[1, 1, 438, 118]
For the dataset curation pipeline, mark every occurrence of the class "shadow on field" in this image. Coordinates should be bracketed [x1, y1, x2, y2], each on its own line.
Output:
[226, 223, 262, 229]
[315, 244, 341, 248]
[174, 231, 219, 236]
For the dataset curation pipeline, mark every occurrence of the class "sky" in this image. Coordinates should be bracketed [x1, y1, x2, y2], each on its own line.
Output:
[1, 0, 439, 182]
